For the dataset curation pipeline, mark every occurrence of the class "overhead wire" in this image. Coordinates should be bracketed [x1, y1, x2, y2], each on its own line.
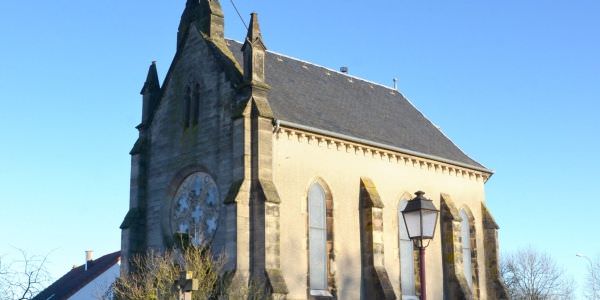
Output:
[229, 0, 248, 30]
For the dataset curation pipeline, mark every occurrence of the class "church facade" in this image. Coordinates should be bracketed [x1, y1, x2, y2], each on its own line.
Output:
[120, 1, 509, 299]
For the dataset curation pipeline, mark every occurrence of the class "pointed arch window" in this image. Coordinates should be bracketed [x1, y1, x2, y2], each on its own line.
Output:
[183, 86, 191, 128]
[308, 182, 329, 294]
[399, 199, 418, 299]
[460, 209, 473, 288]
[192, 83, 200, 126]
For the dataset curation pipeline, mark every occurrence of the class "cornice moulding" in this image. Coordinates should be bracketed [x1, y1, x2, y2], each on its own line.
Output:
[277, 121, 492, 183]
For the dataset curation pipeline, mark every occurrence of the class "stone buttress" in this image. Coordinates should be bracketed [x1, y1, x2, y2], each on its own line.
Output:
[359, 177, 397, 299]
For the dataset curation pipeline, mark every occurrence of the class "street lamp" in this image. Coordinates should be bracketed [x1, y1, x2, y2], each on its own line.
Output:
[401, 191, 440, 300]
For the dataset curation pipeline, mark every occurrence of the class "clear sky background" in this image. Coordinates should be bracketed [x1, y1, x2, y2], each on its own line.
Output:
[0, 0, 598, 297]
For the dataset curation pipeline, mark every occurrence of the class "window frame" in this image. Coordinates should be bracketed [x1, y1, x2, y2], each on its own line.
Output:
[306, 180, 334, 298]
[399, 197, 418, 299]
[191, 83, 200, 126]
[308, 182, 328, 292]
[459, 207, 479, 296]
[183, 86, 191, 128]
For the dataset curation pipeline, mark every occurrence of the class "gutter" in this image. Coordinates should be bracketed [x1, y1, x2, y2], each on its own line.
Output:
[277, 120, 494, 176]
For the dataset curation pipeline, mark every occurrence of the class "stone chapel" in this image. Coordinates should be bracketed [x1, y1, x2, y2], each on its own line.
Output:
[120, 1, 509, 299]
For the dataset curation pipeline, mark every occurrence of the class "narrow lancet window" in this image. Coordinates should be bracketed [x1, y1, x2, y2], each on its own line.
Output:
[308, 182, 328, 293]
[192, 83, 200, 126]
[184, 86, 191, 128]
[399, 200, 417, 299]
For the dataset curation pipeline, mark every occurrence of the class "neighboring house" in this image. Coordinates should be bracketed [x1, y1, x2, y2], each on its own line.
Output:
[34, 251, 120, 300]
[120, 0, 508, 299]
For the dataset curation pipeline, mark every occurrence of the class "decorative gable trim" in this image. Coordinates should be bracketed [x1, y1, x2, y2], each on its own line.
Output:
[144, 26, 243, 131]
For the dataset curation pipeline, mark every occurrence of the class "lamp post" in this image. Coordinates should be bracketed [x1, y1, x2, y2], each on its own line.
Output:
[401, 191, 440, 300]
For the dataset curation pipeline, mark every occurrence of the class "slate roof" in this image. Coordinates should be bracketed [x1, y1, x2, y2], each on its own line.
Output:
[225, 40, 487, 171]
[33, 251, 120, 300]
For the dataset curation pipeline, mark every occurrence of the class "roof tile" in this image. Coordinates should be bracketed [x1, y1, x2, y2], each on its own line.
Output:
[227, 40, 484, 169]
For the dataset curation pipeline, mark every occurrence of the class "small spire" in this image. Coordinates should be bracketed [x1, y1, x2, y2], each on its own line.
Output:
[242, 13, 268, 85]
[140, 61, 160, 95]
[140, 61, 161, 124]
[247, 13, 262, 45]
[243, 12, 266, 51]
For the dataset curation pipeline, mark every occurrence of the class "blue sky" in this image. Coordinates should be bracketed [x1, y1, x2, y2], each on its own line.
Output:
[0, 0, 598, 297]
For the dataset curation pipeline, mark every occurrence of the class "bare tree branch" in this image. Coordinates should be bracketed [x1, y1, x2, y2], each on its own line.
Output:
[111, 244, 267, 300]
[0, 248, 52, 300]
[582, 254, 600, 300]
[501, 247, 574, 300]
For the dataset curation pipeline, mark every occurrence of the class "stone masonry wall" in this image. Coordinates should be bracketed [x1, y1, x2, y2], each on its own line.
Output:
[145, 27, 237, 255]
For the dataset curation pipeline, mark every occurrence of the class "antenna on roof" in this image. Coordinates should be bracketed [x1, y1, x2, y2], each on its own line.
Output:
[393, 78, 398, 90]
[340, 66, 349, 74]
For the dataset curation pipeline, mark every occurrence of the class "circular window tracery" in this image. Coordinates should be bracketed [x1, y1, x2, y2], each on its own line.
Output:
[169, 172, 220, 246]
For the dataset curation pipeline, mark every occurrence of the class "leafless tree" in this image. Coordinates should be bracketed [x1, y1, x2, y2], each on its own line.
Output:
[581, 254, 600, 300]
[0, 249, 51, 300]
[112, 245, 266, 300]
[500, 247, 574, 300]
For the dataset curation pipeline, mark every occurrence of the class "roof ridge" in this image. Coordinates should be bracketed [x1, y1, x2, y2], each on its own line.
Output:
[226, 39, 400, 93]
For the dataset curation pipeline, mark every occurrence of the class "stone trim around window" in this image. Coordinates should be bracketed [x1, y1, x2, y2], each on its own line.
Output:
[305, 178, 337, 299]
[440, 193, 475, 300]
[460, 206, 481, 299]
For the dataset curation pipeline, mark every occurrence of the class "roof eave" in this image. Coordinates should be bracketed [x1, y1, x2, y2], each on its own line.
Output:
[277, 119, 494, 177]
